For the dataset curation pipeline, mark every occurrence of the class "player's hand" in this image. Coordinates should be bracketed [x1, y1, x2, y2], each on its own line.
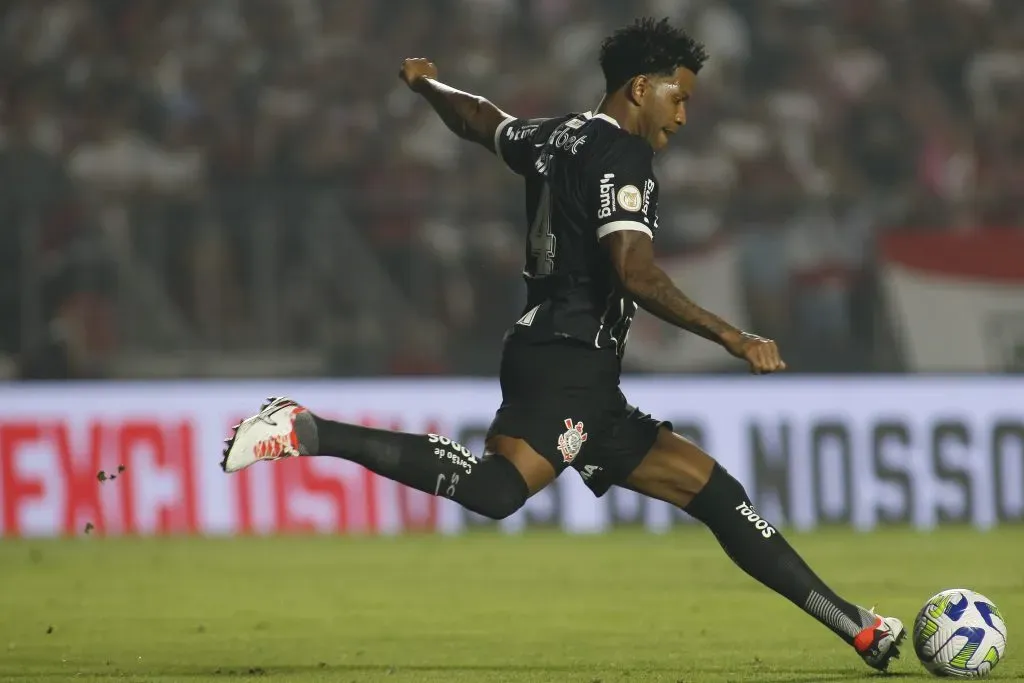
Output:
[723, 331, 786, 374]
[399, 58, 438, 91]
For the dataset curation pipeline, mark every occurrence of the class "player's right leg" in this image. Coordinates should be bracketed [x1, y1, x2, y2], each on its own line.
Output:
[622, 427, 906, 671]
[221, 397, 556, 520]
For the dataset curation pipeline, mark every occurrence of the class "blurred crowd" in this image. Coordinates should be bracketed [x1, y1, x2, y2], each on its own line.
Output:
[0, 0, 1021, 378]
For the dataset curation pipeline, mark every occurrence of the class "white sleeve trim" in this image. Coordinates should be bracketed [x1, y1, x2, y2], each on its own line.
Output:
[493, 115, 516, 165]
[596, 220, 653, 240]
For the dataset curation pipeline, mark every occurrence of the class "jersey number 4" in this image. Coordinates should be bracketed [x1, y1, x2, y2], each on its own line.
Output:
[528, 183, 556, 276]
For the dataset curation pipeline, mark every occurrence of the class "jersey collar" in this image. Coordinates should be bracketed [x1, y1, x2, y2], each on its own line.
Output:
[583, 111, 621, 128]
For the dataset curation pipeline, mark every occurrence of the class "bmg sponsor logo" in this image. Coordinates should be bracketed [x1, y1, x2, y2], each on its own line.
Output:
[598, 173, 616, 219]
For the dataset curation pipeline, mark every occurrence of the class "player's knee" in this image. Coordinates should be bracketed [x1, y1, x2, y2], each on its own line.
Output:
[480, 484, 528, 520]
[457, 453, 530, 520]
[477, 462, 529, 519]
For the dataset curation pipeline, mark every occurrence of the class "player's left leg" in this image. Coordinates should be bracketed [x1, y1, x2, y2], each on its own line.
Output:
[221, 397, 556, 520]
[623, 426, 906, 670]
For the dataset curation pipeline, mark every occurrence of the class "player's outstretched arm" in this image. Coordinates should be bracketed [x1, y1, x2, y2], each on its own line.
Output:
[602, 230, 786, 374]
[399, 58, 510, 153]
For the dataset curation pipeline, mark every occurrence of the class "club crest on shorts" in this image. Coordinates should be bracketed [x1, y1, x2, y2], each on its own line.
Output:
[557, 418, 588, 463]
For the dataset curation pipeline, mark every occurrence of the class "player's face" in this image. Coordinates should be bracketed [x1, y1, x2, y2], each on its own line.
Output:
[637, 67, 695, 152]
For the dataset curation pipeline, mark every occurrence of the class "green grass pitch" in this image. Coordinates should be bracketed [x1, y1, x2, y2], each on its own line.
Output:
[1, 527, 1021, 682]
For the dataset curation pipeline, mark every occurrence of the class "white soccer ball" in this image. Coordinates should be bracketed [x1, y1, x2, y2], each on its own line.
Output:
[913, 588, 1007, 678]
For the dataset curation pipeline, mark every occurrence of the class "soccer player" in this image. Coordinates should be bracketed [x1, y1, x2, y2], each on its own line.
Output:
[222, 17, 905, 671]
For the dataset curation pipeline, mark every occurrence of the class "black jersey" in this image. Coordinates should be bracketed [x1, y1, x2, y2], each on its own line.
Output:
[493, 111, 660, 358]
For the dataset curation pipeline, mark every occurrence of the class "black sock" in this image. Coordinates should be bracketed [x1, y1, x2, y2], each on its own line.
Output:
[295, 412, 528, 520]
[685, 463, 876, 645]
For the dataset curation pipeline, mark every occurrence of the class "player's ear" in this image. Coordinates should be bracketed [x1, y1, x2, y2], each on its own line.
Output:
[626, 76, 647, 106]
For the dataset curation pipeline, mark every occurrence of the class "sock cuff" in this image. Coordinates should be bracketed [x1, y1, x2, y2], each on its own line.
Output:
[684, 462, 750, 522]
[296, 411, 320, 454]
[488, 453, 530, 502]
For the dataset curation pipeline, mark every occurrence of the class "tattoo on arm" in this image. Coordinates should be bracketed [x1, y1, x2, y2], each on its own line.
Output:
[414, 78, 507, 150]
[625, 265, 739, 345]
[607, 232, 739, 346]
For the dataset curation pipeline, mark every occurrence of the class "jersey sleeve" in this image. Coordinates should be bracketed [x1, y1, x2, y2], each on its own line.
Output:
[493, 116, 548, 176]
[588, 137, 660, 240]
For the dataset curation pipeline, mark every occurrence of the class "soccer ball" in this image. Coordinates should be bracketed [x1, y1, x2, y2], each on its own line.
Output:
[913, 588, 1007, 677]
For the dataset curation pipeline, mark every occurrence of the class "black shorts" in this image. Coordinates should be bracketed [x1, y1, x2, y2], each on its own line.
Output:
[486, 338, 671, 497]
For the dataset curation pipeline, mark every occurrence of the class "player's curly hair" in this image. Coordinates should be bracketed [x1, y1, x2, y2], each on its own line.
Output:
[599, 17, 709, 94]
